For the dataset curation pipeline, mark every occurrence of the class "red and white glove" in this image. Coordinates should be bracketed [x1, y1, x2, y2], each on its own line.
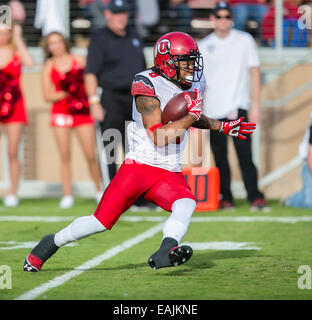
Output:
[220, 117, 256, 140]
[183, 88, 202, 121]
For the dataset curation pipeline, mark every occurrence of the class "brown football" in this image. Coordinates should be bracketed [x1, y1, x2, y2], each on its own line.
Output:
[161, 91, 196, 124]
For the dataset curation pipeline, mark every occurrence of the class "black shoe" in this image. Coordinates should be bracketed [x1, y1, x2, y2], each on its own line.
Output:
[23, 234, 59, 272]
[148, 245, 193, 270]
[169, 245, 193, 266]
[23, 254, 43, 272]
[250, 198, 271, 212]
[219, 199, 235, 210]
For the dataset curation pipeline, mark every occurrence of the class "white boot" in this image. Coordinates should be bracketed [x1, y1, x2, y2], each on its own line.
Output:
[3, 194, 19, 207]
[59, 195, 74, 209]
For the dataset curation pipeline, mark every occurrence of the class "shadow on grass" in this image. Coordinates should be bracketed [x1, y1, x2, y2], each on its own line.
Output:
[48, 262, 148, 273]
[201, 249, 258, 261]
[48, 250, 259, 274]
[161, 250, 259, 276]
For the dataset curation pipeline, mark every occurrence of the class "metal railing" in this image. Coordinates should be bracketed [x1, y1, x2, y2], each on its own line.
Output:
[6, 0, 309, 49]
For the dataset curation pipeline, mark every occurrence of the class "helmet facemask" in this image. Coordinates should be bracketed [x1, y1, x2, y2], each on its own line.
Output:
[165, 49, 203, 90]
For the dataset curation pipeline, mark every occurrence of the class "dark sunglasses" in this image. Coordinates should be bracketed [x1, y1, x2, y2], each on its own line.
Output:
[216, 15, 232, 20]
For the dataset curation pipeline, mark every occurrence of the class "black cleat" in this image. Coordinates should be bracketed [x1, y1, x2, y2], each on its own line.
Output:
[148, 249, 172, 270]
[169, 245, 193, 267]
[23, 254, 43, 272]
[148, 245, 193, 270]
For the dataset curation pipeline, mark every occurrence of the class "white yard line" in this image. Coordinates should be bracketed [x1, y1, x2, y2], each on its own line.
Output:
[9, 214, 312, 300]
[190, 216, 312, 223]
[14, 223, 163, 300]
[181, 241, 261, 251]
[122, 216, 312, 223]
[0, 241, 77, 250]
[1, 215, 312, 223]
[0, 216, 75, 222]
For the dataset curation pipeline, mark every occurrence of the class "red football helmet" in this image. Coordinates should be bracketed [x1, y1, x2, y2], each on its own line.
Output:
[153, 32, 203, 89]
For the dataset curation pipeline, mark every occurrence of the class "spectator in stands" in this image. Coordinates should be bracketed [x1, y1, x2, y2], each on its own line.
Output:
[283, 113, 312, 208]
[169, 0, 193, 33]
[230, 0, 269, 42]
[77, 0, 108, 29]
[158, 0, 193, 34]
[261, 0, 307, 47]
[0, 23, 33, 207]
[85, 0, 152, 210]
[199, 1, 270, 211]
[135, 0, 160, 38]
[42, 32, 102, 209]
[76, 0, 138, 30]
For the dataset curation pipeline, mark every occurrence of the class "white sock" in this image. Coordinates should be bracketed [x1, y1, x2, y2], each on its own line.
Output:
[162, 198, 197, 244]
[54, 215, 106, 247]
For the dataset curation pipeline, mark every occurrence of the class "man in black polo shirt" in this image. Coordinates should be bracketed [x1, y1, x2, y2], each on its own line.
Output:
[85, 0, 146, 182]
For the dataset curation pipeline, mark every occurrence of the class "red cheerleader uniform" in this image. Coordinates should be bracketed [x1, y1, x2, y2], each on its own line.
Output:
[50, 56, 94, 128]
[0, 54, 28, 124]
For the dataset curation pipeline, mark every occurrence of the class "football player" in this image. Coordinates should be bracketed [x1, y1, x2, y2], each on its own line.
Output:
[23, 32, 256, 272]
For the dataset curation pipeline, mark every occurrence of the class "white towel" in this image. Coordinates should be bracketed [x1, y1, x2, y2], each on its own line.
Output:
[34, 0, 70, 37]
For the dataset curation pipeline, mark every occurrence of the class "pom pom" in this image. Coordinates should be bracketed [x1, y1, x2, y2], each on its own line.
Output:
[0, 70, 21, 120]
[58, 68, 89, 114]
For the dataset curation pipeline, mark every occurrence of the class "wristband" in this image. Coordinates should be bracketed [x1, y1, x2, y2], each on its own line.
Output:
[146, 123, 163, 136]
[88, 94, 100, 105]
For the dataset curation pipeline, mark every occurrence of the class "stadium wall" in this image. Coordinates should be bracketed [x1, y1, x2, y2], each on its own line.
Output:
[0, 49, 311, 200]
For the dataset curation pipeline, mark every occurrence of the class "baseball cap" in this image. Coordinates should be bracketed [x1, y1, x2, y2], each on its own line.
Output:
[107, 0, 128, 13]
[213, 1, 232, 16]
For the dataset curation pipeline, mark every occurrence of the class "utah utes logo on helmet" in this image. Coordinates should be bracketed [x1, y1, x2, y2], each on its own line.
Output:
[157, 39, 171, 55]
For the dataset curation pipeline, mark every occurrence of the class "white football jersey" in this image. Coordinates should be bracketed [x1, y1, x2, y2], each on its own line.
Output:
[125, 69, 206, 172]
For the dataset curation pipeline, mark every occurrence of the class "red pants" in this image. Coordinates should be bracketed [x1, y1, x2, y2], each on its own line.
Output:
[94, 159, 197, 229]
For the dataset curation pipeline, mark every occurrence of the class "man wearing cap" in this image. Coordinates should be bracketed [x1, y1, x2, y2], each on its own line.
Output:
[85, 0, 146, 183]
[198, 2, 269, 211]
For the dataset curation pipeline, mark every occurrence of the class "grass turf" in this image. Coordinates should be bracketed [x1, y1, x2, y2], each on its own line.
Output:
[0, 198, 311, 300]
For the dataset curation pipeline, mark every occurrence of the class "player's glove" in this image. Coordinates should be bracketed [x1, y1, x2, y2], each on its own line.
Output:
[220, 117, 256, 140]
[183, 88, 202, 121]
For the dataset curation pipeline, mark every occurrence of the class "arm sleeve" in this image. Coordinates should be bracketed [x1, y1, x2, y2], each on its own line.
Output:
[131, 75, 157, 98]
[309, 126, 312, 145]
[85, 31, 106, 77]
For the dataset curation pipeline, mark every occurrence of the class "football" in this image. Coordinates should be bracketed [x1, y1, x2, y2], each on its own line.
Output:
[161, 91, 196, 124]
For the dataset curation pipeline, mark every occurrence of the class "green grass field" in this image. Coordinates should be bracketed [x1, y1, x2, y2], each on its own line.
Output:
[0, 198, 312, 300]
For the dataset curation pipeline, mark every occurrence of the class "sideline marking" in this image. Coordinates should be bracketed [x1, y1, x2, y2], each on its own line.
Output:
[15, 223, 163, 300]
[0, 241, 77, 250]
[1, 215, 312, 223]
[0, 216, 75, 222]
[181, 241, 261, 251]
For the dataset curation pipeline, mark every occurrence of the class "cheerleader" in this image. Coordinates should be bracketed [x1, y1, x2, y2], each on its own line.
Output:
[0, 24, 33, 207]
[42, 32, 102, 209]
